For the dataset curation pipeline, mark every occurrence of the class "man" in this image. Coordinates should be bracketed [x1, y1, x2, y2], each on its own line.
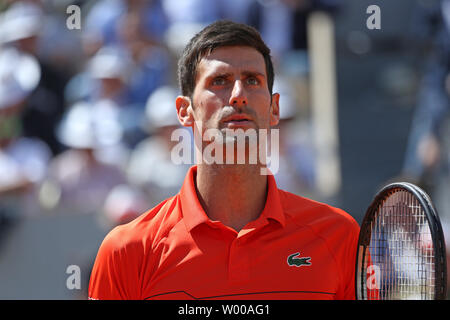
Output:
[88, 20, 360, 300]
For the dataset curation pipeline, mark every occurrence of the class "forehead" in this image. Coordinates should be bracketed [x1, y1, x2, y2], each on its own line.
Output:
[196, 46, 266, 79]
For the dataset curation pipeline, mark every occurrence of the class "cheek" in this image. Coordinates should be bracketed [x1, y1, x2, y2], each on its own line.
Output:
[252, 93, 273, 123]
[193, 92, 223, 120]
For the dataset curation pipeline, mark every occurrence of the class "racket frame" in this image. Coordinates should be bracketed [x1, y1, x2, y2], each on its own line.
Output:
[355, 182, 447, 300]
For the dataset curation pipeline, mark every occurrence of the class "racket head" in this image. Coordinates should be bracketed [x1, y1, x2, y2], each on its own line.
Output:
[355, 182, 447, 300]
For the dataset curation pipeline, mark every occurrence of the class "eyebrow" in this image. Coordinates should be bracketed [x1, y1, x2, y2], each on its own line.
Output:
[241, 71, 266, 78]
[208, 70, 266, 79]
[209, 72, 233, 79]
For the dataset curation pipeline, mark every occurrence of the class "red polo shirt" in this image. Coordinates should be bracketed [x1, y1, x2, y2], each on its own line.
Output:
[88, 166, 360, 300]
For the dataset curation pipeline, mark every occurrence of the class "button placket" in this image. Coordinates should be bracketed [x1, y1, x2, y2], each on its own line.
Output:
[228, 237, 250, 283]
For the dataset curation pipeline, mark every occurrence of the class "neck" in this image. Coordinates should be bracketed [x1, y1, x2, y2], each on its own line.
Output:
[195, 164, 268, 232]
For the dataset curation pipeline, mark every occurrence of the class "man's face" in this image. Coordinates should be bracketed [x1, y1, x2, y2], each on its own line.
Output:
[188, 46, 279, 135]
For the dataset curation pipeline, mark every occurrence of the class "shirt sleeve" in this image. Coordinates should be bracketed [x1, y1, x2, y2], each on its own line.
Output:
[88, 227, 141, 300]
[340, 222, 360, 300]
[327, 209, 360, 300]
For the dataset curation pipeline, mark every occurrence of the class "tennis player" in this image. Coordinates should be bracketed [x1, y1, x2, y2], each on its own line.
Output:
[88, 20, 360, 300]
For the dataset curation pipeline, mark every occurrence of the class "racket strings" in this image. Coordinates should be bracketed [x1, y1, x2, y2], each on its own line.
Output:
[365, 189, 435, 300]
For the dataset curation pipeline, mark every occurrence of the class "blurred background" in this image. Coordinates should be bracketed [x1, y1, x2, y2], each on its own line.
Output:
[0, 0, 449, 299]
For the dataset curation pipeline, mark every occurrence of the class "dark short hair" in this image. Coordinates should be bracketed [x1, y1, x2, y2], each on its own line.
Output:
[177, 20, 274, 98]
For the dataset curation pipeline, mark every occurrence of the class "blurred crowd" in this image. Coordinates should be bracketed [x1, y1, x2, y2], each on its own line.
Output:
[401, 0, 450, 228]
[0, 0, 450, 299]
[0, 0, 341, 231]
[0, 0, 449, 233]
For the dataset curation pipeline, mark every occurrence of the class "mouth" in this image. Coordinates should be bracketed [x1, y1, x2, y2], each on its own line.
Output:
[222, 116, 254, 129]
[222, 120, 254, 130]
[222, 114, 253, 124]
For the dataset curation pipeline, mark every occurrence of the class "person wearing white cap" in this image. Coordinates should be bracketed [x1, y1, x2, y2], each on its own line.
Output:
[42, 46, 135, 215]
[66, 47, 142, 146]
[41, 98, 130, 215]
[126, 85, 191, 207]
[0, 47, 52, 218]
[0, 1, 70, 155]
[0, 1, 43, 50]
[40, 46, 140, 215]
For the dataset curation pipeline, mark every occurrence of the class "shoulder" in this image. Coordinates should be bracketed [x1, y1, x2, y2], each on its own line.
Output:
[278, 189, 360, 234]
[89, 194, 182, 299]
[98, 195, 181, 255]
[277, 189, 360, 299]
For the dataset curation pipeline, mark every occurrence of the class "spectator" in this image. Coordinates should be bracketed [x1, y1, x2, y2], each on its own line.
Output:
[83, 0, 169, 54]
[74, 0, 171, 108]
[41, 99, 129, 215]
[115, 8, 172, 106]
[42, 47, 138, 215]
[162, 0, 222, 57]
[270, 76, 316, 197]
[0, 47, 52, 220]
[101, 184, 149, 228]
[246, 0, 341, 75]
[65, 46, 148, 150]
[401, 0, 450, 224]
[126, 86, 191, 207]
[162, 0, 221, 25]
[0, 1, 70, 155]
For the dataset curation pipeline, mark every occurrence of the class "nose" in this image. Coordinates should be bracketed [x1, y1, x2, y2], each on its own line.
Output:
[228, 80, 247, 107]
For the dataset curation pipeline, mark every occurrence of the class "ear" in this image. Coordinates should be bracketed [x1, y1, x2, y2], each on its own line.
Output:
[176, 96, 194, 127]
[269, 92, 280, 126]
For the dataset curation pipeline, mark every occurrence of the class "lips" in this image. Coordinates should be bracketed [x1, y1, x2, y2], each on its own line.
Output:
[222, 114, 253, 123]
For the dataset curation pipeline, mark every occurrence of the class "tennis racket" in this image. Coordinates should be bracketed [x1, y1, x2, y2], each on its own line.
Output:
[355, 182, 447, 300]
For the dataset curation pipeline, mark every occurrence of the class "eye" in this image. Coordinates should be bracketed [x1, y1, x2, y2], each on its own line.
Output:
[211, 77, 227, 86]
[246, 77, 260, 85]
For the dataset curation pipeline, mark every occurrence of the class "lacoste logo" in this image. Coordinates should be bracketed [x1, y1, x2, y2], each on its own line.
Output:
[287, 252, 311, 267]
